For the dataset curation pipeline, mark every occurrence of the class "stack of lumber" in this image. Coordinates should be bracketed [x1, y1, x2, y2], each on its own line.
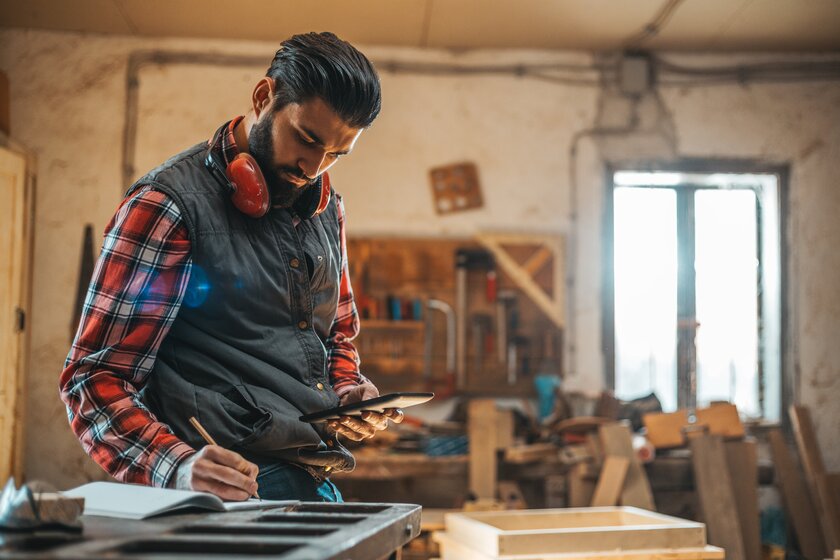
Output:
[433, 506, 723, 559]
[643, 402, 761, 560]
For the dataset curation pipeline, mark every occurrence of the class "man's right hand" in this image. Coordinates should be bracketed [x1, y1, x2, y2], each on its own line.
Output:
[171, 445, 259, 501]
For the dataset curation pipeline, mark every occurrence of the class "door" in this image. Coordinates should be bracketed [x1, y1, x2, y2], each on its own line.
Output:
[0, 145, 31, 482]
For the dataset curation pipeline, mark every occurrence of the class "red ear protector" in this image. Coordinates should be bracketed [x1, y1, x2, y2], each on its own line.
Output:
[224, 152, 271, 218]
[205, 120, 332, 220]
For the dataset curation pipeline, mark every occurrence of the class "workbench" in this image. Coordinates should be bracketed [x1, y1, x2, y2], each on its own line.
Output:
[0, 501, 421, 559]
[332, 449, 773, 514]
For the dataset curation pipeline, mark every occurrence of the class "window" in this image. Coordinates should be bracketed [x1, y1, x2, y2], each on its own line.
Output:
[604, 165, 786, 420]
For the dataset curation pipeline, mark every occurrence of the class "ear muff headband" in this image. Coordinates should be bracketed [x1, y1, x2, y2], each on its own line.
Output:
[205, 120, 331, 220]
[225, 152, 271, 218]
[292, 172, 332, 219]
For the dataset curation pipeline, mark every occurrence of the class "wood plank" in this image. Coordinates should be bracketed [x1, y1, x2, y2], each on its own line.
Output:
[568, 462, 596, 507]
[767, 429, 826, 560]
[598, 423, 655, 510]
[790, 405, 840, 552]
[694, 403, 744, 439]
[522, 246, 553, 276]
[504, 443, 559, 464]
[643, 410, 690, 449]
[591, 456, 630, 507]
[469, 399, 499, 500]
[495, 409, 515, 450]
[689, 434, 746, 560]
[555, 416, 612, 434]
[475, 234, 564, 328]
[724, 439, 761, 560]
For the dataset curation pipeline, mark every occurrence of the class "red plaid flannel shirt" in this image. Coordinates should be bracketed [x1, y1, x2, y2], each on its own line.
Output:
[60, 118, 366, 487]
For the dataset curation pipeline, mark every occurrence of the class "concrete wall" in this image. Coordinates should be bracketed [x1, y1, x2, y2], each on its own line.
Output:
[1, 29, 837, 487]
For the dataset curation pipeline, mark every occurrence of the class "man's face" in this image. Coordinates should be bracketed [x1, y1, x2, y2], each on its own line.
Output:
[248, 96, 364, 207]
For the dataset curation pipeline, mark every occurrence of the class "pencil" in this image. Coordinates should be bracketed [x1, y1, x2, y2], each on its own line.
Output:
[189, 416, 261, 500]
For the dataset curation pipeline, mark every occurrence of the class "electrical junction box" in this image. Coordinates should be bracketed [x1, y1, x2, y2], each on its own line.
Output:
[619, 52, 653, 96]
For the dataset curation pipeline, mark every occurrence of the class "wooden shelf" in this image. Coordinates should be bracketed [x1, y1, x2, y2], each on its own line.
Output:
[361, 320, 424, 330]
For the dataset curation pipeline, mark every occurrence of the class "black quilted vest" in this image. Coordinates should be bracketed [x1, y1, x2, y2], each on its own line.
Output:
[128, 141, 347, 468]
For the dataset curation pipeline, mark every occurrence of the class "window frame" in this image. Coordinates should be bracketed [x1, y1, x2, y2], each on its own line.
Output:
[602, 159, 791, 422]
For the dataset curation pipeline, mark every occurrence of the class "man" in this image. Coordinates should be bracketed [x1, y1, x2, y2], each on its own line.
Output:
[60, 32, 400, 502]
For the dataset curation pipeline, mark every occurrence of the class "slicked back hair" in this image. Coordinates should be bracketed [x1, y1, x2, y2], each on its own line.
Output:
[267, 32, 381, 129]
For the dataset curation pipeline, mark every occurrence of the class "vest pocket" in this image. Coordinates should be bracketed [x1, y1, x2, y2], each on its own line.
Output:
[193, 383, 325, 453]
[192, 384, 271, 448]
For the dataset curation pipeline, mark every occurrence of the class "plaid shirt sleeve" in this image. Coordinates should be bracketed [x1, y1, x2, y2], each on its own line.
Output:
[327, 193, 370, 397]
[59, 186, 196, 488]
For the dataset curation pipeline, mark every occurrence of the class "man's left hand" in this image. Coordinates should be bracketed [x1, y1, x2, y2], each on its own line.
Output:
[329, 383, 404, 441]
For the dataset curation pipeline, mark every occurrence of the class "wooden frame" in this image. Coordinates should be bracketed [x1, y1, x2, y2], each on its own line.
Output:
[475, 233, 565, 328]
[443, 507, 710, 558]
[0, 142, 34, 485]
[434, 531, 724, 560]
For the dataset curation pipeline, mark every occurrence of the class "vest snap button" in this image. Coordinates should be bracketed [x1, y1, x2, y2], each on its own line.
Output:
[298, 320, 308, 330]
[316, 382, 324, 390]
[290, 258, 300, 269]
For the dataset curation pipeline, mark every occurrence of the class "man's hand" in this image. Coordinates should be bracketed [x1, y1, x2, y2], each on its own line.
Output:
[328, 383, 404, 441]
[172, 445, 259, 501]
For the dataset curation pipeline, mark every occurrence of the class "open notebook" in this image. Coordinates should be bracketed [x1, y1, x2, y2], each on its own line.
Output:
[64, 482, 297, 520]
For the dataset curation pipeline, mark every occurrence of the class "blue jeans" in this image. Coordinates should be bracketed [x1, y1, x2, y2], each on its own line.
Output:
[255, 462, 343, 502]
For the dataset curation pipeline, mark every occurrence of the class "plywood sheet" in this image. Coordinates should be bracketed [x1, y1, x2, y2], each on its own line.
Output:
[643, 411, 689, 449]
[694, 404, 744, 439]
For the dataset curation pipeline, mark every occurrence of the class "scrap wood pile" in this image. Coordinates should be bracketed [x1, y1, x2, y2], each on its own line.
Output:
[641, 402, 840, 560]
[353, 393, 839, 560]
[769, 406, 840, 560]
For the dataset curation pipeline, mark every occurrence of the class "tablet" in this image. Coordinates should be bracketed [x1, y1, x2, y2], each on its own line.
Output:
[299, 392, 434, 423]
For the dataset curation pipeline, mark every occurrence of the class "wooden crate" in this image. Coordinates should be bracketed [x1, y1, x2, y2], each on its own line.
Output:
[441, 507, 714, 558]
[434, 531, 723, 560]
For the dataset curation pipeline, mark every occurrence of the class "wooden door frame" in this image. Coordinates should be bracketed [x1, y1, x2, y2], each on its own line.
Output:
[0, 136, 36, 482]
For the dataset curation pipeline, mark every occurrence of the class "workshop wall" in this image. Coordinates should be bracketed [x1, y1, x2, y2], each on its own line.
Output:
[0, 29, 837, 487]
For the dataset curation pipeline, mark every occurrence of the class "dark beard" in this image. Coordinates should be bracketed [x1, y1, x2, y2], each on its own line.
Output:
[248, 115, 309, 208]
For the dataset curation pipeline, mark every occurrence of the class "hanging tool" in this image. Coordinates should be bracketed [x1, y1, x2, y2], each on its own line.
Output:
[507, 340, 517, 385]
[425, 299, 456, 395]
[455, 249, 495, 389]
[470, 313, 494, 374]
[496, 290, 517, 365]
